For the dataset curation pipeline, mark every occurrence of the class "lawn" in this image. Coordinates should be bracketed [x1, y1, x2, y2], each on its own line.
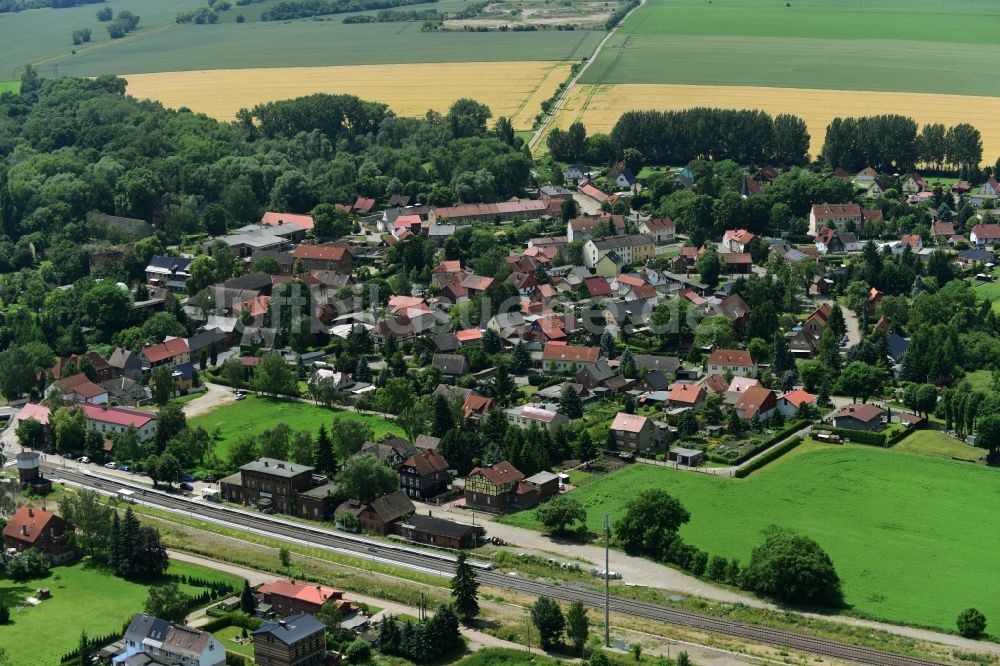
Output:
[189, 395, 404, 460]
[0, 559, 241, 666]
[501, 443, 1000, 632]
[965, 369, 995, 393]
[893, 429, 980, 462]
[214, 625, 255, 659]
[0, 81, 18, 94]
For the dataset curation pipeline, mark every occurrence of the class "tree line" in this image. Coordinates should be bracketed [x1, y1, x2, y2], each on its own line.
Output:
[261, 0, 436, 20]
[608, 108, 811, 167]
[821, 115, 983, 174]
[1, 0, 101, 12]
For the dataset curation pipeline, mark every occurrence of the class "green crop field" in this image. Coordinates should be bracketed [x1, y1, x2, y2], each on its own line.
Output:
[0, 81, 19, 94]
[579, 0, 1000, 97]
[189, 395, 403, 460]
[501, 443, 1000, 632]
[0, 559, 241, 666]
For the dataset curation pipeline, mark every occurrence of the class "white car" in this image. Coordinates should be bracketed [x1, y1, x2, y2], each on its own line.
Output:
[235, 393, 246, 401]
[77, 456, 90, 464]
[104, 462, 117, 469]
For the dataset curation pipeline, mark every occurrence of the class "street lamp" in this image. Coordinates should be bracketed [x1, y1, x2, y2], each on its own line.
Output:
[604, 512, 610, 647]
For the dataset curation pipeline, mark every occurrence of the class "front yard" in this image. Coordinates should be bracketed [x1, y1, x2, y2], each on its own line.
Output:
[0, 559, 241, 666]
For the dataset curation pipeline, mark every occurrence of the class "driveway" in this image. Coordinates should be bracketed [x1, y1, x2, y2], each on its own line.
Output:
[184, 382, 236, 418]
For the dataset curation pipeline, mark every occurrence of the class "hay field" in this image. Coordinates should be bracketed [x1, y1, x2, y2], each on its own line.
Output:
[550, 83, 1000, 161]
[126, 61, 571, 130]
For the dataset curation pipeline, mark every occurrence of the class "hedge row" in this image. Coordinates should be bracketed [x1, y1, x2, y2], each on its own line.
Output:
[735, 437, 803, 478]
[822, 427, 887, 447]
[199, 611, 262, 633]
[732, 420, 810, 465]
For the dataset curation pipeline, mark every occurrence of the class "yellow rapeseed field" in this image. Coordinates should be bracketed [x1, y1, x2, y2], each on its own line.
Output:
[126, 62, 572, 130]
[549, 84, 1000, 162]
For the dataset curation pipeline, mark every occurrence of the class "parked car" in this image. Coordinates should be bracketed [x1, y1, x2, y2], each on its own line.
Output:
[77, 456, 90, 464]
[120, 465, 131, 472]
[234, 393, 246, 401]
[179, 482, 194, 491]
[104, 462, 117, 469]
[181, 474, 195, 482]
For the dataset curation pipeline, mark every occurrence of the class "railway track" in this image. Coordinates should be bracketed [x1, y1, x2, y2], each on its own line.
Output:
[50, 465, 944, 666]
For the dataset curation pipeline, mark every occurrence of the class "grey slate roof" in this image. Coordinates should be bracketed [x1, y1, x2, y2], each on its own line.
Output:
[401, 514, 477, 540]
[240, 458, 313, 478]
[254, 613, 325, 645]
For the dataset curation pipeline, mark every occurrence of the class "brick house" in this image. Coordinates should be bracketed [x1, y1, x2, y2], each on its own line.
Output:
[609, 412, 659, 453]
[399, 449, 450, 500]
[291, 244, 352, 273]
[832, 403, 887, 431]
[3, 506, 77, 564]
[541, 343, 600, 372]
[334, 490, 415, 535]
[220, 458, 314, 514]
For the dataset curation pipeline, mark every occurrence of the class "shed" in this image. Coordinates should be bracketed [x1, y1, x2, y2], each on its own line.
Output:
[668, 447, 705, 467]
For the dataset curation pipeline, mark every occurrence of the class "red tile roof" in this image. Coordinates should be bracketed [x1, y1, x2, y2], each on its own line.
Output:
[610, 412, 650, 433]
[293, 244, 349, 261]
[233, 295, 271, 318]
[541, 343, 599, 363]
[641, 217, 674, 232]
[3, 507, 61, 545]
[833, 403, 886, 423]
[455, 328, 483, 342]
[972, 224, 1000, 240]
[468, 460, 524, 486]
[779, 389, 815, 408]
[708, 349, 755, 367]
[15, 403, 51, 426]
[261, 211, 314, 230]
[258, 579, 346, 607]
[583, 277, 612, 297]
[811, 203, 862, 219]
[81, 403, 156, 428]
[723, 229, 757, 245]
[462, 394, 494, 418]
[54, 373, 106, 399]
[461, 274, 494, 291]
[669, 383, 704, 404]
[433, 200, 548, 220]
[353, 197, 376, 214]
[402, 449, 450, 475]
[578, 183, 608, 202]
[142, 338, 189, 364]
[433, 260, 463, 274]
[735, 385, 776, 419]
[721, 252, 752, 265]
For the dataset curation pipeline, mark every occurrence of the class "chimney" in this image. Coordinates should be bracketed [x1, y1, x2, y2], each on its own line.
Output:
[278, 620, 287, 628]
[27, 508, 33, 517]
[21, 525, 27, 536]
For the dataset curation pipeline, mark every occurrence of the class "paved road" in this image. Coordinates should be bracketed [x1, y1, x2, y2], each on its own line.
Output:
[527, 0, 646, 152]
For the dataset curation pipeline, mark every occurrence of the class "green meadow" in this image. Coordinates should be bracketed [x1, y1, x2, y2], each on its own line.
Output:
[189, 395, 403, 461]
[502, 442, 1000, 632]
[0, 559, 241, 666]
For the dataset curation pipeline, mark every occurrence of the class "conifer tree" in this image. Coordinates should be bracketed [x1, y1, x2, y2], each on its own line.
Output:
[450, 552, 480, 624]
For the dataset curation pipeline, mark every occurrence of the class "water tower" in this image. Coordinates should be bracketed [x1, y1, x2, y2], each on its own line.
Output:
[16, 451, 51, 494]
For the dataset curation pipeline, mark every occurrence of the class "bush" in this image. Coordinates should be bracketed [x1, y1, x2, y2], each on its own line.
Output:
[735, 436, 803, 478]
[957, 608, 987, 638]
[344, 638, 372, 663]
[0, 601, 10, 624]
[6, 548, 51, 581]
[742, 528, 842, 607]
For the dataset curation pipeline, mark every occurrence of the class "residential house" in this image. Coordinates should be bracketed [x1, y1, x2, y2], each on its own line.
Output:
[856, 167, 878, 182]
[576, 359, 615, 391]
[397, 514, 479, 549]
[777, 389, 816, 417]
[100, 376, 151, 406]
[566, 215, 625, 243]
[120, 614, 225, 666]
[539, 185, 574, 202]
[541, 343, 600, 372]
[582, 276, 613, 298]
[668, 383, 705, 410]
[564, 162, 588, 181]
[220, 458, 314, 514]
[432, 353, 470, 379]
[958, 248, 995, 266]
[607, 163, 636, 189]
[505, 405, 569, 432]
[141, 337, 190, 370]
[464, 460, 525, 512]
[256, 580, 352, 617]
[361, 436, 417, 468]
[637, 217, 675, 244]
[901, 173, 928, 194]
[712, 293, 751, 333]
[707, 349, 757, 378]
[399, 449, 450, 500]
[461, 394, 494, 425]
[634, 355, 680, 377]
[461, 274, 494, 295]
[524, 470, 560, 501]
[46, 373, 108, 405]
[735, 385, 778, 421]
[578, 181, 609, 204]
[109, 347, 143, 380]
[51, 352, 116, 383]
[815, 227, 845, 254]
[808, 203, 863, 235]
[720, 252, 753, 274]
[3, 506, 77, 564]
[584, 235, 656, 275]
[901, 234, 923, 250]
[334, 490, 414, 535]
[970, 224, 1000, 247]
[145, 255, 192, 291]
[253, 614, 326, 666]
[931, 221, 956, 239]
[82, 403, 157, 442]
[609, 413, 662, 453]
[723, 229, 758, 253]
[292, 244, 352, 273]
[832, 403, 887, 431]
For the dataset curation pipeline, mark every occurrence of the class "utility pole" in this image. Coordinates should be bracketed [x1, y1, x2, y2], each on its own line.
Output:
[604, 512, 610, 647]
